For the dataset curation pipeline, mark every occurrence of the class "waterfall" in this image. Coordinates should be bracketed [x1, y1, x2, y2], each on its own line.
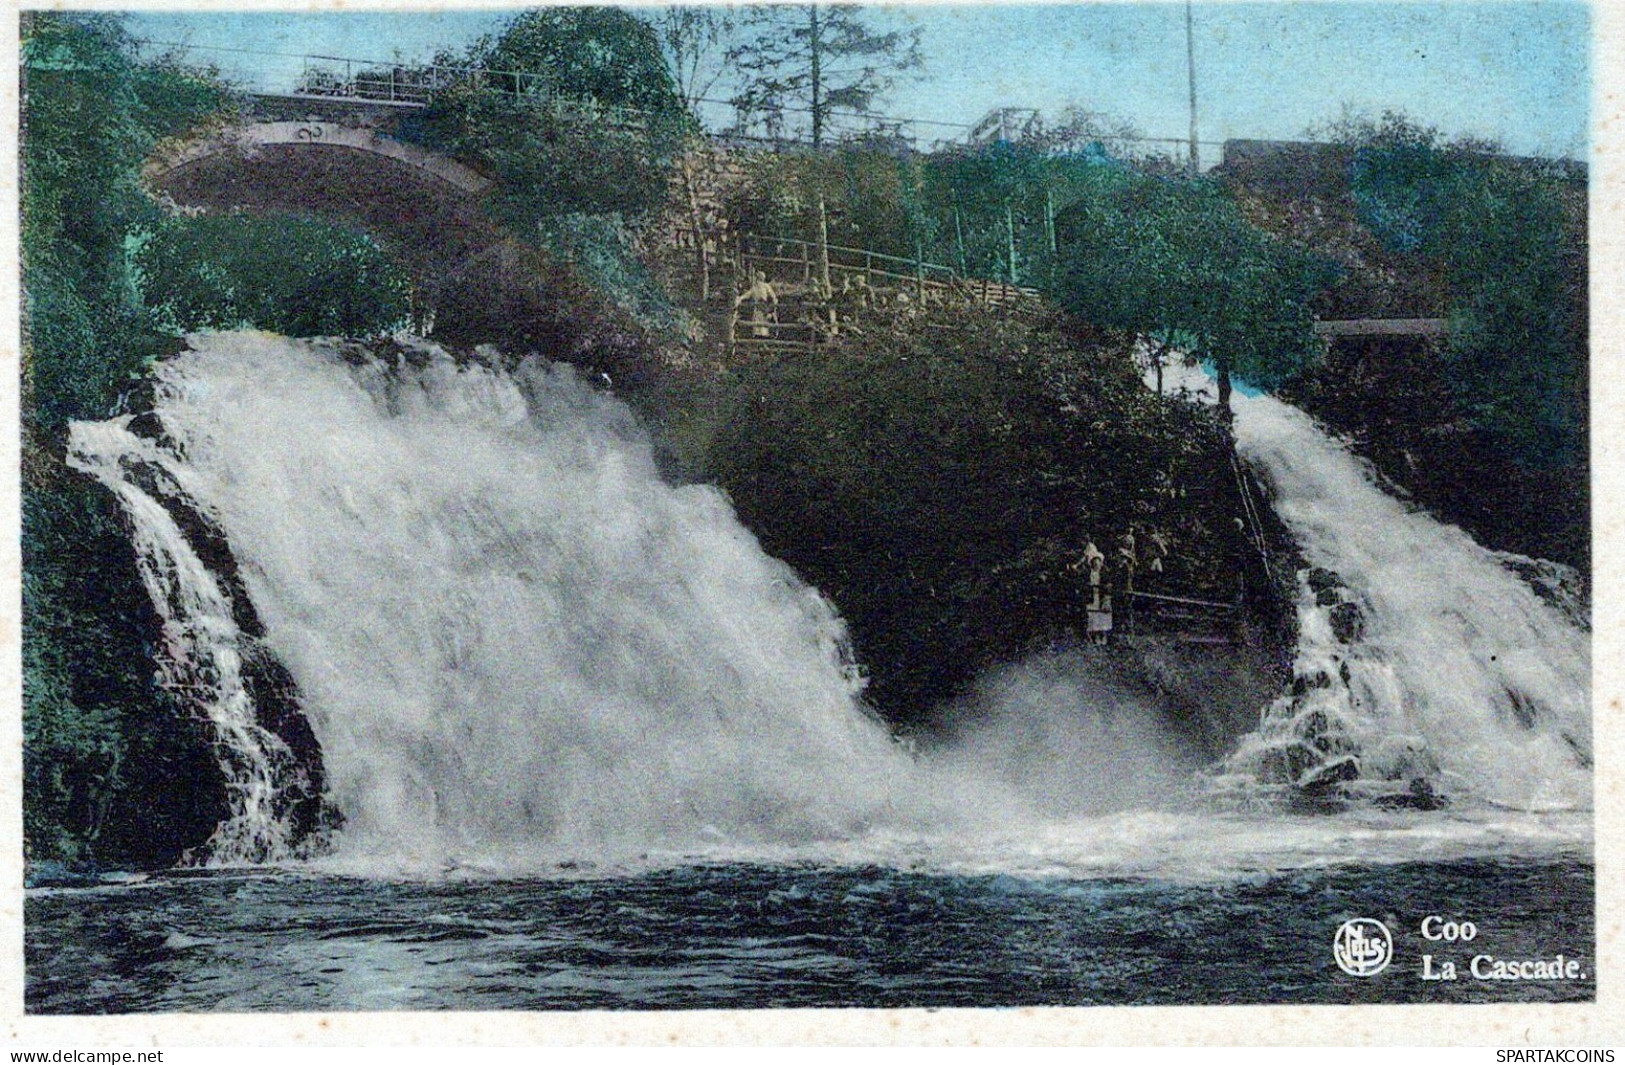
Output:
[66, 420, 314, 863]
[69, 332, 922, 870]
[68, 332, 1591, 873]
[1220, 386, 1591, 812]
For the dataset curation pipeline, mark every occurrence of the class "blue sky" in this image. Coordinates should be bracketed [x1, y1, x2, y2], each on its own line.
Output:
[124, 2, 1591, 165]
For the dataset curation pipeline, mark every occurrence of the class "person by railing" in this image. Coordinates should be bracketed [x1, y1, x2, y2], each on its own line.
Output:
[734, 270, 779, 338]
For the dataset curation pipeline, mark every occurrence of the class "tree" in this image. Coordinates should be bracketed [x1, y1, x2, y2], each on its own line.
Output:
[726, 4, 923, 148]
[652, 7, 740, 117]
[136, 213, 413, 337]
[1332, 111, 1586, 465]
[471, 7, 686, 118]
[1056, 173, 1338, 410]
[408, 9, 687, 235]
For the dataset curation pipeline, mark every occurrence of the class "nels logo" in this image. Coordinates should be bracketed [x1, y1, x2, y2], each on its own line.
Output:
[1333, 918, 1394, 977]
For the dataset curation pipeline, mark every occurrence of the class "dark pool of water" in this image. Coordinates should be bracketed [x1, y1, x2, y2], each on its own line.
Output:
[26, 857, 1593, 1012]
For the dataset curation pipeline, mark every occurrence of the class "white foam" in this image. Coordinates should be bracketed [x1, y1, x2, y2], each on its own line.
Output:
[65, 334, 1592, 877]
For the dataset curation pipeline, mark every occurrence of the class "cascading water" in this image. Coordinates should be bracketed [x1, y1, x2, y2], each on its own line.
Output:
[69, 332, 935, 871]
[66, 332, 1591, 876]
[1212, 380, 1591, 812]
[39, 333, 1595, 1015]
[66, 421, 314, 863]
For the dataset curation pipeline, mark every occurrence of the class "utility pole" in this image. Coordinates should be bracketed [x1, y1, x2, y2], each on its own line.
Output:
[809, 4, 823, 149]
[1186, 0, 1200, 178]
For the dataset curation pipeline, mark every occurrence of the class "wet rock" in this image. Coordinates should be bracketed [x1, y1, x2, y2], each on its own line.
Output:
[1297, 753, 1360, 792]
[1329, 601, 1364, 643]
[1259, 746, 1292, 784]
[1364, 735, 1438, 781]
[1290, 670, 1332, 696]
[1305, 567, 1341, 595]
[1374, 777, 1448, 811]
[1261, 738, 1332, 785]
[1406, 776, 1445, 810]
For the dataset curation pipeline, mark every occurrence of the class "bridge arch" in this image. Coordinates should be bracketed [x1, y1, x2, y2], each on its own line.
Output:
[145, 121, 493, 196]
[143, 121, 502, 301]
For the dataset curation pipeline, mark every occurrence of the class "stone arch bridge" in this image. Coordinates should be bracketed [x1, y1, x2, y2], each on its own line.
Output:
[143, 118, 501, 303]
[143, 105, 1042, 352]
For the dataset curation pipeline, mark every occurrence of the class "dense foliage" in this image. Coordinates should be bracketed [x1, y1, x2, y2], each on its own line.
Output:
[474, 7, 687, 118]
[1234, 111, 1589, 569]
[137, 213, 412, 337]
[1342, 113, 1585, 467]
[1055, 171, 1339, 408]
[431, 237, 669, 401]
[709, 311, 1250, 724]
[20, 14, 228, 431]
[401, 7, 690, 331]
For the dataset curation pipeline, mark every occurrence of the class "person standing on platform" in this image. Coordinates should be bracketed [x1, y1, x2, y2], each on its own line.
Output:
[736, 270, 778, 338]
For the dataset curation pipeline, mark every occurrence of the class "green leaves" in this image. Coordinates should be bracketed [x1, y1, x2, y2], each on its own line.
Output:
[405, 8, 687, 238]
[474, 7, 686, 119]
[1055, 172, 1337, 397]
[1335, 112, 1586, 466]
[136, 213, 412, 338]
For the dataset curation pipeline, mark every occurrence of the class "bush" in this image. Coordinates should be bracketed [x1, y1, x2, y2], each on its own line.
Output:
[1341, 112, 1586, 467]
[137, 212, 413, 337]
[709, 310, 1246, 725]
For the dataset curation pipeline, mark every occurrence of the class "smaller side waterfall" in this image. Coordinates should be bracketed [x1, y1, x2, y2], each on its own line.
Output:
[1222, 389, 1591, 812]
[66, 421, 318, 863]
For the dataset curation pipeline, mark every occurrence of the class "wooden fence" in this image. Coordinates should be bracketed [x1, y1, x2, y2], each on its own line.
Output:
[711, 231, 1040, 357]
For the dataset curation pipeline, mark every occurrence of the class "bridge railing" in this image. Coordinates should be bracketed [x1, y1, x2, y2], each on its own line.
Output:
[290, 54, 661, 134]
[293, 55, 551, 107]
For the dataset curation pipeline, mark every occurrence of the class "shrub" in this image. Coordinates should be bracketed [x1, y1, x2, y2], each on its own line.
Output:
[709, 310, 1245, 724]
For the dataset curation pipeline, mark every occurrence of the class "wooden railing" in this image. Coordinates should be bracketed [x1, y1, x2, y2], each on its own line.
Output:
[1120, 590, 1242, 644]
[697, 230, 1040, 356]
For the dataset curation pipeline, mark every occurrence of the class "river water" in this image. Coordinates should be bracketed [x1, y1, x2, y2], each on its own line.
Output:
[35, 333, 1592, 1012]
[24, 856, 1595, 1012]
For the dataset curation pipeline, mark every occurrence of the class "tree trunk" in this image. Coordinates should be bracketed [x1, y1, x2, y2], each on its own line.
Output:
[1005, 201, 1017, 284]
[809, 4, 823, 149]
[1216, 358, 1233, 416]
[681, 155, 709, 300]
